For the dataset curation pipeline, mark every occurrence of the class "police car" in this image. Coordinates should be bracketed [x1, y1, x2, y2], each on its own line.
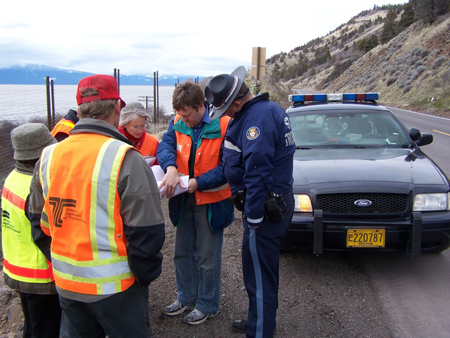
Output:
[284, 92, 450, 256]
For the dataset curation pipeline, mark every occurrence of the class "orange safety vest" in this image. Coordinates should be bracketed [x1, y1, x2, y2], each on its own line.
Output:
[51, 118, 75, 138]
[1, 170, 54, 283]
[39, 133, 135, 296]
[174, 115, 231, 205]
[139, 133, 159, 158]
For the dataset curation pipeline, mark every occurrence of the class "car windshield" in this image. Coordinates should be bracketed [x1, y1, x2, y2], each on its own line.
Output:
[289, 109, 411, 147]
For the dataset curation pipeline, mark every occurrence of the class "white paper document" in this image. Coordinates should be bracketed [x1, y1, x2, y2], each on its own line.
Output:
[151, 165, 189, 199]
[144, 156, 156, 167]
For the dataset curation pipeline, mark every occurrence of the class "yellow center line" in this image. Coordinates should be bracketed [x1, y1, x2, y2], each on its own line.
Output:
[433, 130, 450, 136]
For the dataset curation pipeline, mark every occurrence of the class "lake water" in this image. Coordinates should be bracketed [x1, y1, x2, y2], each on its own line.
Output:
[0, 84, 175, 125]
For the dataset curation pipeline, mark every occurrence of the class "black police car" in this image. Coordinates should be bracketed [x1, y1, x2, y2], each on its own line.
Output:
[284, 93, 450, 256]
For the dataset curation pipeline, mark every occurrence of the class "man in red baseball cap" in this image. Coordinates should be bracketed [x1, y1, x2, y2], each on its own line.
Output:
[29, 74, 165, 337]
[76, 74, 126, 108]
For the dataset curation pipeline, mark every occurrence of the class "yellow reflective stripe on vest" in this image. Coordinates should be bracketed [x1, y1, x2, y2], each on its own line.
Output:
[90, 139, 129, 261]
[1, 170, 53, 283]
[50, 251, 131, 294]
[39, 138, 134, 294]
[39, 144, 57, 231]
[60, 120, 75, 128]
[40, 143, 57, 199]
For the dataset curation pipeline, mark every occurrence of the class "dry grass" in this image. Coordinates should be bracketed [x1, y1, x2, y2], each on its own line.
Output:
[266, 11, 450, 113]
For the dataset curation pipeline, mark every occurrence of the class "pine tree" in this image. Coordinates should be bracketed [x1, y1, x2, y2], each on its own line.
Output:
[398, 1, 416, 30]
[381, 8, 398, 44]
[434, 0, 450, 15]
[414, 0, 437, 24]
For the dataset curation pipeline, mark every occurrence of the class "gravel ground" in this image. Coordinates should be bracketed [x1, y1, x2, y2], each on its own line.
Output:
[0, 199, 395, 338]
[148, 200, 395, 338]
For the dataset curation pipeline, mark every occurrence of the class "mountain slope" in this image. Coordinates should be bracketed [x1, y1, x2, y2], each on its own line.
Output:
[0, 64, 204, 86]
[263, 8, 450, 114]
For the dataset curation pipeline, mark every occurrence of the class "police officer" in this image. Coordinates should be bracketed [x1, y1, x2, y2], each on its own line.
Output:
[205, 66, 295, 338]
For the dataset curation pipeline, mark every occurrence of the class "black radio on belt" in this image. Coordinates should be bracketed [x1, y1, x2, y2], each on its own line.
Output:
[254, 166, 285, 222]
[228, 189, 246, 212]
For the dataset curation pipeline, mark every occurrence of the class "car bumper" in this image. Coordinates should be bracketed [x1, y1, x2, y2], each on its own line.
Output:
[283, 210, 450, 256]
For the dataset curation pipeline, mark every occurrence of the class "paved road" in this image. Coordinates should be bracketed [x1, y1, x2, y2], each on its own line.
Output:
[361, 251, 450, 338]
[389, 106, 450, 176]
[362, 107, 450, 338]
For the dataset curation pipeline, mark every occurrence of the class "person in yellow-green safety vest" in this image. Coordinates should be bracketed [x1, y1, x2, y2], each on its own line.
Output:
[1, 123, 61, 338]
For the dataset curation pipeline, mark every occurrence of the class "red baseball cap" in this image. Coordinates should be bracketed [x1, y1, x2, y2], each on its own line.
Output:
[76, 74, 126, 108]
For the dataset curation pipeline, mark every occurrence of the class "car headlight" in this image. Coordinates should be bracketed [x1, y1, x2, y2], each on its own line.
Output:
[294, 194, 313, 212]
[413, 193, 449, 211]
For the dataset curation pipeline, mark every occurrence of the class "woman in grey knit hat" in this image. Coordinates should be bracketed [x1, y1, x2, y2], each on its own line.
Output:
[1, 123, 62, 338]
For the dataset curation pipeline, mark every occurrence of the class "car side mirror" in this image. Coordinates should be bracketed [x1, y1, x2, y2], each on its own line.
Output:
[416, 133, 433, 147]
[409, 128, 421, 141]
[409, 128, 433, 147]
[409, 128, 433, 146]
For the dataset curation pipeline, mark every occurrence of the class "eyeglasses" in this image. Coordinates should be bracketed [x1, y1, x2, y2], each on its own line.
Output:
[129, 125, 146, 130]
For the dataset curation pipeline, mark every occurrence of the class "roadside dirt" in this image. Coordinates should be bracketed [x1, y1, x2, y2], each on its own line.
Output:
[1, 199, 394, 338]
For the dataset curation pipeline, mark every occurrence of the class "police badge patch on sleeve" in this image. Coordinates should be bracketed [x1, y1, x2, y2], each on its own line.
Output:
[246, 127, 260, 140]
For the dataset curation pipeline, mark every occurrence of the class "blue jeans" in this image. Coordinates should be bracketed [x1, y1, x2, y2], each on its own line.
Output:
[174, 193, 224, 315]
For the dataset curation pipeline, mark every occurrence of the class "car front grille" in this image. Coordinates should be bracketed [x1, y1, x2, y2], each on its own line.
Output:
[317, 193, 410, 216]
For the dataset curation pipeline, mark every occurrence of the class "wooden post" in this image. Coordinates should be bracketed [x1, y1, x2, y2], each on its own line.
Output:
[251, 47, 266, 80]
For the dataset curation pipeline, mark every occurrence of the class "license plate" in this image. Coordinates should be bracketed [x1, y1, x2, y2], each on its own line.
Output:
[346, 229, 385, 248]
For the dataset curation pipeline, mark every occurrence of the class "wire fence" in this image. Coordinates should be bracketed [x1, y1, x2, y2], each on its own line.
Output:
[0, 83, 175, 191]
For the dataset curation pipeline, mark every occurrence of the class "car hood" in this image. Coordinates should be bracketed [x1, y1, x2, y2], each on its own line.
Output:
[293, 148, 448, 192]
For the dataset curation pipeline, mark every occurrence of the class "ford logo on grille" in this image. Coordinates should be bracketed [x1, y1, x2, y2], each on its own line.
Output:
[354, 199, 372, 207]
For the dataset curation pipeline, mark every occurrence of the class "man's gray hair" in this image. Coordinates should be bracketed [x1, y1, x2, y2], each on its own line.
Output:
[119, 102, 151, 127]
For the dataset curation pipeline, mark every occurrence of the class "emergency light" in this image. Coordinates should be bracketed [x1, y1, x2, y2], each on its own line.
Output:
[288, 92, 380, 104]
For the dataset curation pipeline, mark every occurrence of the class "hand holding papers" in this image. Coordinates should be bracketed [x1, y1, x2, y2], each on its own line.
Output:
[151, 165, 188, 199]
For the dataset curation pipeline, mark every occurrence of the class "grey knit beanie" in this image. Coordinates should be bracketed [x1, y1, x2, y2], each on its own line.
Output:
[11, 123, 57, 161]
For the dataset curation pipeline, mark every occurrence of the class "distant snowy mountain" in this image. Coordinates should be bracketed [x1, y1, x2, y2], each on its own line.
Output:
[0, 64, 204, 86]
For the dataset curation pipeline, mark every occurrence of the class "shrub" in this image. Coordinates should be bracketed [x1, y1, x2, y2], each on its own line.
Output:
[432, 56, 448, 69]
[414, 60, 424, 68]
[432, 79, 441, 88]
[386, 77, 397, 86]
[365, 84, 377, 92]
[411, 46, 429, 59]
[421, 72, 431, 80]
[412, 66, 427, 80]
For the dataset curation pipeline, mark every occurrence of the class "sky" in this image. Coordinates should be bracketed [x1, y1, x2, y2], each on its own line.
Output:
[1, 0, 406, 77]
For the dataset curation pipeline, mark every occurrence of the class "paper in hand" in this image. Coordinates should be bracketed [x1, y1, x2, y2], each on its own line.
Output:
[151, 165, 188, 199]
[145, 156, 156, 167]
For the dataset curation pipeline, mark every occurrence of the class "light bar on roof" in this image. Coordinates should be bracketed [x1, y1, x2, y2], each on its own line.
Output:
[288, 92, 381, 103]
[288, 94, 326, 102]
[327, 94, 343, 101]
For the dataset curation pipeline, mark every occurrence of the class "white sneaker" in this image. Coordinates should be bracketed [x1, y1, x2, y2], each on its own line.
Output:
[183, 308, 219, 325]
[163, 299, 190, 316]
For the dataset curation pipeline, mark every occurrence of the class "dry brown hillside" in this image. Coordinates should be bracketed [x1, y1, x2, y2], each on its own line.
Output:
[261, 8, 450, 116]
